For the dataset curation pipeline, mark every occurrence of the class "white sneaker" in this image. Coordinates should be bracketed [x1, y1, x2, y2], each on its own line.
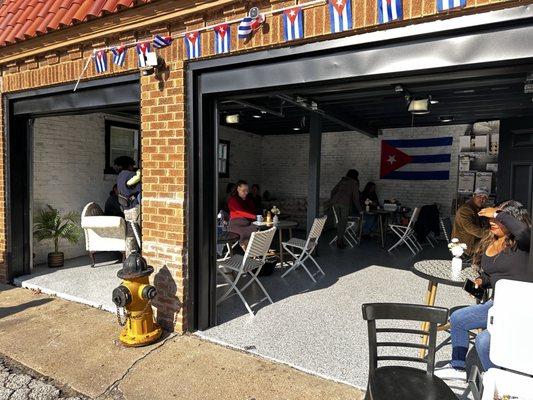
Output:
[434, 363, 467, 381]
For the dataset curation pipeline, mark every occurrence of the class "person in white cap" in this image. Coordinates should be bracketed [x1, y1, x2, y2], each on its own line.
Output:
[451, 187, 490, 256]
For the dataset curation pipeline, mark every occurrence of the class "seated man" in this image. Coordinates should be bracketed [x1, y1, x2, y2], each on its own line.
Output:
[452, 188, 489, 257]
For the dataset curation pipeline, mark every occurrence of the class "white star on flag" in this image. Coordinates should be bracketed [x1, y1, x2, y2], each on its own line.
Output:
[387, 155, 396, 165]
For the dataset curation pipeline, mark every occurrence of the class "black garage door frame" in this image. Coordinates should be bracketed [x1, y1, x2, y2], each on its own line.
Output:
[186, 5, 533, 331]
[3, 73, 140, 281]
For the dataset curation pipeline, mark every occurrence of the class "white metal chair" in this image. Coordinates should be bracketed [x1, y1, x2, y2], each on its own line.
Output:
[388, 207, 421, 255]
[282, 216, 327, 282]
[328, 206, 359, 247]
[440, 216, 452, 242]
[216, 227, 276, 316]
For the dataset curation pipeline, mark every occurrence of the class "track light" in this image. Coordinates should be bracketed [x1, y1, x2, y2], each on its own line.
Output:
[408, 99, 430, 115]
[226, 114, 240, 124]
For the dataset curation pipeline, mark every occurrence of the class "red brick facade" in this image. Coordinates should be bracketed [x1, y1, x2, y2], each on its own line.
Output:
[0, 0, 521, 332]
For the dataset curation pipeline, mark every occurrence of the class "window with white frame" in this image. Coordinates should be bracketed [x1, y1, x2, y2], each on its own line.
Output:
[105, 120, 140, 174]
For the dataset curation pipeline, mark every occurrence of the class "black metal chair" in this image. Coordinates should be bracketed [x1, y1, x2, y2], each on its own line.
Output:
[362, 303, 457, 400]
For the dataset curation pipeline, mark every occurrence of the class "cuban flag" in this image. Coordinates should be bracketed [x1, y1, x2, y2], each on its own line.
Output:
[378, 0, 403, 24]
[136, 42, 150, 68]
[328, 0, 352, 33]
[185, 31, 201, 59]
[437, 0, 466, 12]
[380, 137, 453, 180]
[283, 7, 303, 41]
[153, 34, 173, 49]
[110, 46, 126, 67]
[238, 15, 265, 39]
[93, 50, 107, 73]
[214, 24, 230, 54]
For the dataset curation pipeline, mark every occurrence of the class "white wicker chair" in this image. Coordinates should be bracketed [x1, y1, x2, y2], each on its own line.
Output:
[216, 227, 277, 316]
[81, 202, 127, 267]
[387, 207, 421, 255]
[282, 216, 328, 282]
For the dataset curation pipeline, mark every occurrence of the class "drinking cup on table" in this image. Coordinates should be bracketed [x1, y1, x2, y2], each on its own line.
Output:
[256, 215, 264, 223]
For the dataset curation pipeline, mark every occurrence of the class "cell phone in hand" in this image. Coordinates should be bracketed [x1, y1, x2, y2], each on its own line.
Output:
[463, 279, 485, 301]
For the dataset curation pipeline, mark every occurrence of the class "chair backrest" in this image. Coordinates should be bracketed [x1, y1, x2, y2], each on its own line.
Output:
[406, 207, 420, 229]
[440, 216, 452, 242]
[332, 206, 339, 224]
[307, 216, 328, 245]
[244, 227, 276, 261]
[82, 202, 103, 219]
[362, 303, 449, 375]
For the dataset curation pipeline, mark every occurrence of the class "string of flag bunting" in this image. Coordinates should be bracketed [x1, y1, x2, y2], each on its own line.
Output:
[75, 0, 468, 89]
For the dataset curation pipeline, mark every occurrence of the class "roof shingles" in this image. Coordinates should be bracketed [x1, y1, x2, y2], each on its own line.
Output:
[0, 0, 152, 47]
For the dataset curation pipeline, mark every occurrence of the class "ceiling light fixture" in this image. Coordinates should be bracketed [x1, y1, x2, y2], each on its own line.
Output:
[429, 96, 439, 105]
[408, 98, 430, 115]
[440, 116, 454, 123]
[252, 114, 261, 119]
[293, 127, 301, 131]
[454, 89, 475, 94]
[394, 85, 404, 93]
[225, 114, 240, 124]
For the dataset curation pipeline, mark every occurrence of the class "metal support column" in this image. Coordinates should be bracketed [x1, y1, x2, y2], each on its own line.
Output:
[307, 114, 322, 233]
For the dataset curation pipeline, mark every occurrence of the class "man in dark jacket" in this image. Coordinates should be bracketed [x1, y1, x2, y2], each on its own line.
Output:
[452, 188, 490, 256]
[330, 169, 362, 249]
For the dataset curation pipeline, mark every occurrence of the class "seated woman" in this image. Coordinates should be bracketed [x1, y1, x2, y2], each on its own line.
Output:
[360, 182, 379, 236]
[227, 180, 258, 248]
[435, 200, 532, 381]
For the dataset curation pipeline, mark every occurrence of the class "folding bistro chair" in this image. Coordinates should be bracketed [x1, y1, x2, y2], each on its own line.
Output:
[281, 216, 327, 282]
[361, 303, 455, 400]
[387, 207, 421, 255]
[217, 227, 276, 316]
[328, 206, 359, 247]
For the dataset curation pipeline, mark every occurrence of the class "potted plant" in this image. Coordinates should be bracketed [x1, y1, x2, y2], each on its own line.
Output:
[33, 205, 82, 268]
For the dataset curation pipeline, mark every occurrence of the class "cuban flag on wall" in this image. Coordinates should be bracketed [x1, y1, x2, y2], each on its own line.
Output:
[153, 34, 173, 49]
[214, 24, 231, 54]
[283, 7, 303, 41]
[437, 0, 466, 12]
[380, 137, 453, 180]
[110, 46, 126, 67]
[238, 15, 265, 39]
[328, 0, 352, 33]
[136, 42, 150, 68]
[378, 0, 403, 24]
[93, 50, 107, 73]
[185, 31, 201, 59]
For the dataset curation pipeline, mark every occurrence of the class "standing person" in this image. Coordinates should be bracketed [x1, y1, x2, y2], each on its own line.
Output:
[114, 156, 141, 256]
[452, 188, 490, 257]
[249, 184, 262, 212]
[227, 180, 258, 248]
[436, 200, 532, 380]
[104, 184, 124, 218]
[330, 169, 362, 249]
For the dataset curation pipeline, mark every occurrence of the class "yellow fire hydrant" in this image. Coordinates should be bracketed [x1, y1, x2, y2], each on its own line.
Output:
[112, 251, 162, 347]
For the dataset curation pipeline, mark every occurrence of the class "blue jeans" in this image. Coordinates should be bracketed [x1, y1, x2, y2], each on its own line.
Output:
[475, 329, 496, 371]
[450, 300, 493, 369]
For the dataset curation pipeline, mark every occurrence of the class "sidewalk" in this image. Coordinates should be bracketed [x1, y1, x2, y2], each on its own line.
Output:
[0, 284, 363, 400]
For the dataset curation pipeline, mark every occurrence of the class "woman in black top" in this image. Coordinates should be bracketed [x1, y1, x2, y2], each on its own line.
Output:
[436, 200, 531, 381]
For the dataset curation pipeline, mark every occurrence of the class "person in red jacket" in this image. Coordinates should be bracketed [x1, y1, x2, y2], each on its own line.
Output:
[228, 180, 258, 247]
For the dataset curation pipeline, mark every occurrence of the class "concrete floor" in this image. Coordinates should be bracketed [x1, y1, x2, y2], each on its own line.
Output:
[199, 231, 474, 395]
[13, 253, 121, 312]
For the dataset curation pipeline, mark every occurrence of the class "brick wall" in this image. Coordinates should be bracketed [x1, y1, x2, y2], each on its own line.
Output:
[32, 113, 117, 264]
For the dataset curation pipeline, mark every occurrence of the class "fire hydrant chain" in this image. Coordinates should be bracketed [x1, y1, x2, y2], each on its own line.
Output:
[116, 301, 152, 326]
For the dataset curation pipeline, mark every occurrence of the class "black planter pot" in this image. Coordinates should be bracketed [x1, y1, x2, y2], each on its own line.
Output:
[48, 252, 64, 268]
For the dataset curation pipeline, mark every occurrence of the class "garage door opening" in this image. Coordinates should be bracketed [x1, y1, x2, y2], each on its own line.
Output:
[5, 75, 140, 312]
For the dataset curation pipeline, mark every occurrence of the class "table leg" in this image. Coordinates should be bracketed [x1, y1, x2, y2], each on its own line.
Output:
[379, 215, 385, 248]
[419, 281, 438, 358]
[358, 214, 365, 243]
[279, 229, 284, 267]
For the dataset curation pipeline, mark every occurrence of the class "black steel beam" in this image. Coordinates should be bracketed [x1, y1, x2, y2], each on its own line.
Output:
[308, 114, 322, 234]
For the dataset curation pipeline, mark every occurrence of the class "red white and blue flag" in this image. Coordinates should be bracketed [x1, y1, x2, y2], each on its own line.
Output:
[328, 0, 352, 33]
[214, 24, 231, 54]
[238, 15, 264, 39]
[283, 7, 303, 41]
[437, 0, 466, 12]
[93, 50, 107, 73]
[185, 31, 201, 59]
[110, 46, 126, 67]
[378, 0, 403, 24]
[136, 42, 151, 68]
[153, 34, 173, 48]
[380, 137, 452, 180]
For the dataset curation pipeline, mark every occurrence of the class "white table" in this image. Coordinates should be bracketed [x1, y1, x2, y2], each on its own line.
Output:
[253, 220, 298, 266]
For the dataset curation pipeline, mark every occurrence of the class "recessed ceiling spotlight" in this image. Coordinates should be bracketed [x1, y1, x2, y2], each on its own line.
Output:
[252, 114, 261, 119]
[454, 89, 475, 94]
[440, 116, 454, 123]
[260, 111, 267, 114]
[293, 127, 301, 131]
[429, 97, 439, 104]
[225, 114, 240, 124]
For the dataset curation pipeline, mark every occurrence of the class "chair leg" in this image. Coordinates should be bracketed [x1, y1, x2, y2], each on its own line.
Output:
[217, 270, 242, 304]
[249, 268, 273, 304]
[88, 251, 96, 267]
[308, 254, 325, 276]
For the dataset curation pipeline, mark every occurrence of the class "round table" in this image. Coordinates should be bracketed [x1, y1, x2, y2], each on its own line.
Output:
[253, 220, 298, 266]
[412, 259, 478, 356]
[217, 231, 240, 245]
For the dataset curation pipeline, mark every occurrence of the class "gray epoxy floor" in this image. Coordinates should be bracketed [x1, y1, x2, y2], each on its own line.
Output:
[13, 253, 121, 312]
[199, 231, 474, 394]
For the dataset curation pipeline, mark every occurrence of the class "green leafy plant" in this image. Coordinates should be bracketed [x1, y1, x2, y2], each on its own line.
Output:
[33, 205, 82, 253]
